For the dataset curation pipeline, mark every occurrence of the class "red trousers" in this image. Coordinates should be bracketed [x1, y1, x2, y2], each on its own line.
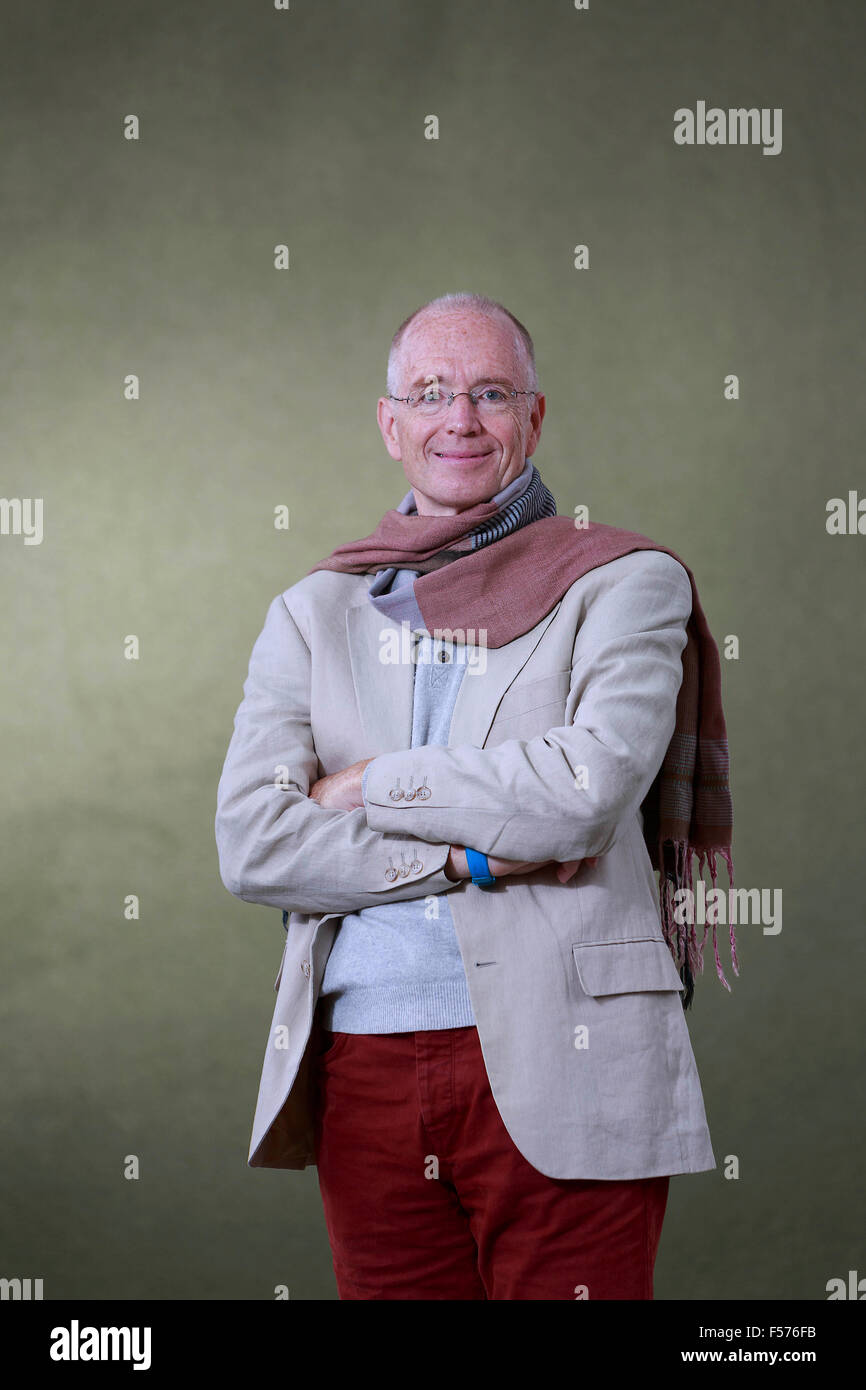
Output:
[311, 1023, 669, 1300]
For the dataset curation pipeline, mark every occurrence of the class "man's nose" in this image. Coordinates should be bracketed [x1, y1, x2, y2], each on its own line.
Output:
[445, 397, 484, 429]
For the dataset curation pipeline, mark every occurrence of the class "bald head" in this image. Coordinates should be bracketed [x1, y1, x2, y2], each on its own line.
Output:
[386, 292, 538, 397]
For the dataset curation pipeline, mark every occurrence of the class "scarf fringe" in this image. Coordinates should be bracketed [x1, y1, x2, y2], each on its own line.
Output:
[657, 838, 738, 1010]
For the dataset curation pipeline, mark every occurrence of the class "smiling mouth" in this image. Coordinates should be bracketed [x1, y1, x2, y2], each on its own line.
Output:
[433, 450, 492, 460]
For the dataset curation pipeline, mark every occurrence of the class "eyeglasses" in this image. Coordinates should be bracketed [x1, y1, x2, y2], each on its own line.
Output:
[389, 382, 536, 416]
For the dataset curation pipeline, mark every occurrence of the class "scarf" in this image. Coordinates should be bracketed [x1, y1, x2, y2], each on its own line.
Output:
[309, 462, 737, 1008]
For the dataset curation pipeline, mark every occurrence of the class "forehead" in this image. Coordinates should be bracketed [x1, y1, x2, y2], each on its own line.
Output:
[398, 310, 523, 383]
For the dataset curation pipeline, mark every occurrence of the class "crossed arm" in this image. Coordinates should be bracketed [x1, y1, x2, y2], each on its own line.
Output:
[306, 756, 589, 884]
[215, 551, 691, 917]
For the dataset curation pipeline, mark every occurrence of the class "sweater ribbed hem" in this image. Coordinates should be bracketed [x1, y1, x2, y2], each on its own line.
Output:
[317, 979, 476, 1033]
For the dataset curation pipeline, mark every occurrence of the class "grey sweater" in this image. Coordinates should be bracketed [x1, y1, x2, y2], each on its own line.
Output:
[317, 574, 477, 1033]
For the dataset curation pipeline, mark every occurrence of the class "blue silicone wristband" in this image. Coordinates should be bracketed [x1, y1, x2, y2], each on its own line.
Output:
[465, 846, 496, 887]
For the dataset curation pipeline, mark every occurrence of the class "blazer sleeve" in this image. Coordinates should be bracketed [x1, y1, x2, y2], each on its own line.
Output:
[362, 550, 693, 863]
[215, 593, 457, 915]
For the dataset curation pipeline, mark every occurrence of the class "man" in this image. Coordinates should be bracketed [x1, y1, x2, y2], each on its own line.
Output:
[215, 292, 735, 1300]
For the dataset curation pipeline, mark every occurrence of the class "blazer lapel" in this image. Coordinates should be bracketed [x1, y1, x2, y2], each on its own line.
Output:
[346, 593, 415, 754]
[347, 584, 563, 755]
[449, 600, 563, 746]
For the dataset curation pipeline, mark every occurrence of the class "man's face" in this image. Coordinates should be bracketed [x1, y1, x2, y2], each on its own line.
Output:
[377, 308, 545, 516]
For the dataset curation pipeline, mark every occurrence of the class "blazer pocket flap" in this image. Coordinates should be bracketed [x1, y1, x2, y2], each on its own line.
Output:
[494, 667, 572, 722]
[572, 939, 684, 996]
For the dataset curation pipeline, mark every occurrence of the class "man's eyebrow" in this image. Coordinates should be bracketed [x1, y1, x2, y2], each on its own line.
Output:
[405, 373, 515, 389]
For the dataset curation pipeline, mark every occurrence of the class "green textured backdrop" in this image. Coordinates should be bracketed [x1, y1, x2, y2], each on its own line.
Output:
[2, 0, 863, 1300]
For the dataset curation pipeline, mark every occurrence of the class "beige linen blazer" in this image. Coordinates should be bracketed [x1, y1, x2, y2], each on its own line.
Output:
[215, 547, 716, 1180]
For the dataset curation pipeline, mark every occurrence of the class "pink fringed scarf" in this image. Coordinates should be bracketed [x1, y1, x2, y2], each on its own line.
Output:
[310, 494, 737, 1007]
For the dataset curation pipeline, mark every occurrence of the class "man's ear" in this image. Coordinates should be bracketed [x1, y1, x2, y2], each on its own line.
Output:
[526, 392, 546, 457]
[377, 396, 403, 460]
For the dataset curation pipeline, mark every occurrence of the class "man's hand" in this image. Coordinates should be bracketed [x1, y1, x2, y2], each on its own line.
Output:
[445, 847, 598, 883]
[308, 757, 376, 812]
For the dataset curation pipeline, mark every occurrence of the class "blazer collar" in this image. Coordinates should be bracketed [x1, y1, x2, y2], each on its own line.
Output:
[346, 581, 562, 754]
